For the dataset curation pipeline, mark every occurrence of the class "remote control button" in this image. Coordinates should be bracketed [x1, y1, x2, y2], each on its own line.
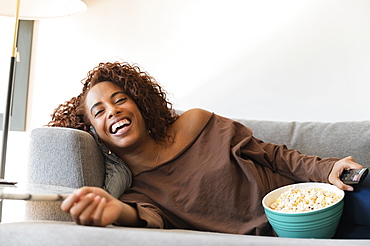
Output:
[353, 174, 360, 181]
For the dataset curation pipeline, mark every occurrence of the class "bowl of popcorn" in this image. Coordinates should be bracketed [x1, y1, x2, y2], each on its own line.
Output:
[262, 182, 345, 239]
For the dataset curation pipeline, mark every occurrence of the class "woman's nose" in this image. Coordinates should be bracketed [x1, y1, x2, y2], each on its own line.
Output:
[107, 106, 121, 119]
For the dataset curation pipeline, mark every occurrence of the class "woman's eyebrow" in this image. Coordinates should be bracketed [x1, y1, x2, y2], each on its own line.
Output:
[90, 102, 102, 115]
[110, 91, 127, 98]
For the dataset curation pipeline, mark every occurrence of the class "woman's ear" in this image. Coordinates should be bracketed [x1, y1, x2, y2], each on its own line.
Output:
[90, 125, 102, 143]
[90, 125, 113, 156]
[90, 125, 95, 132]
[89, 125, 96, 135]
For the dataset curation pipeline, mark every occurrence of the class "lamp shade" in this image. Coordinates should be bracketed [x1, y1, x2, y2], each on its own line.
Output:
[0, 0, 87, 19]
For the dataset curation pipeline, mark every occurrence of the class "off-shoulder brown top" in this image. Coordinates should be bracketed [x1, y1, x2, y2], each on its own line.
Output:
[120, 113, 338, 235]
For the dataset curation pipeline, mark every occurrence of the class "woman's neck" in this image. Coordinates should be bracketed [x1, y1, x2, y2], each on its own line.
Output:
[116, 138, 168, 176]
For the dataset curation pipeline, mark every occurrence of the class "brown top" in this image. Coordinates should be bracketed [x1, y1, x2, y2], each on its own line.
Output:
[120, 113, 338, 235]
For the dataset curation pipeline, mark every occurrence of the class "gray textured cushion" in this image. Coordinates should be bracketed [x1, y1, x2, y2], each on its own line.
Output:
[240, 120, 370, 168]
[0, 221, 369, 246]
[24, 201, 71, 221]
[27, 127, 105, 188]
[26, 127, 106, 221]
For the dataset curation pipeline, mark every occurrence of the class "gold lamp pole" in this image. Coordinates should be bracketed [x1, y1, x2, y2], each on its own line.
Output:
[0, 0, 21, 179]
[0, 0, 20, 224]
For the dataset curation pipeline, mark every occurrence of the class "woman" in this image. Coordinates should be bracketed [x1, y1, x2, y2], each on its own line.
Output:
[49, 62, 364, 235]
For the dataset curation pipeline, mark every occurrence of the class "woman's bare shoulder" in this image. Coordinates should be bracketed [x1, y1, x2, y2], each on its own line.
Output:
[170, 108, 213, 138]
[179, 108, 213, 126]
[180, 108, 212, 120]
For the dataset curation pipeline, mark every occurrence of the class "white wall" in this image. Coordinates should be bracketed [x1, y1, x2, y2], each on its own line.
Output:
[27, 0, 370, 128]
[2, 0, 370, 221]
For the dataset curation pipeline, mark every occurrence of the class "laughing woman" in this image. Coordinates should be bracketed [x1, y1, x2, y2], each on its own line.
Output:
[48, 62, 364, 236]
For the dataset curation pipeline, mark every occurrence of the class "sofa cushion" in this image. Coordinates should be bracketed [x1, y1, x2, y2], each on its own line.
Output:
[0, 221, 369, 246]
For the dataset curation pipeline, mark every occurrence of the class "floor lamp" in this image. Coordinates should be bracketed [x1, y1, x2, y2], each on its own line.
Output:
[0, 0, 87, 222]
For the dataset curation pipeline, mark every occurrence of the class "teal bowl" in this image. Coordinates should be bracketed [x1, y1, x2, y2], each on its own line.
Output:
[262, 183, 344, 238]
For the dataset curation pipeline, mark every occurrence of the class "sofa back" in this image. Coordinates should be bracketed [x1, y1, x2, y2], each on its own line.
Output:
[239, 119, 370, 169]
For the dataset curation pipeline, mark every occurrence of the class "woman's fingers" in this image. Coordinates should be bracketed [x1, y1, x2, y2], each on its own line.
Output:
[61, 189, 85, 213]
[77, 194, 103, 225]
[329, 156, 365, 191]
[69, 193, 96, 224]
[92, 197, 107, 226]
[340, 156, 363, 170]
[61, 187, 118, 226]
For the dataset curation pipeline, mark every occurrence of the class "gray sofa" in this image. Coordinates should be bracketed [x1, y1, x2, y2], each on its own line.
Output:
[1, 117, 369, 245]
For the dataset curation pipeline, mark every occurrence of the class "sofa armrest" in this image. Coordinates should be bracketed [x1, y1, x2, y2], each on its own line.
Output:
[27, 127, 105, 188]
[25, 127, 105, 221]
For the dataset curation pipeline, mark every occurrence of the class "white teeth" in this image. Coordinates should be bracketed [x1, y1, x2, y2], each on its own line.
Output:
[112, 119, 131, 134]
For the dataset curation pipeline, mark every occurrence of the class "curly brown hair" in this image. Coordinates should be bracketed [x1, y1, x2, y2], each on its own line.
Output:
[47, 62, 178, 141]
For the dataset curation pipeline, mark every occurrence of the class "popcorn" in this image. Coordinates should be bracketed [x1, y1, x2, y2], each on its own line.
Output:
[269, 186, 342, 212]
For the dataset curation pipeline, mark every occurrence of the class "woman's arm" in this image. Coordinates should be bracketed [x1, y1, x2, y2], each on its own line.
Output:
[240, 134, 364, 190]
[61, 187, 146, 227]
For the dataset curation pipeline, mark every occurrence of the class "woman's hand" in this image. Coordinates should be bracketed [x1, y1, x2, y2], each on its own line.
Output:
[61, 187, 122, 227]
[329, 156, 364, 191]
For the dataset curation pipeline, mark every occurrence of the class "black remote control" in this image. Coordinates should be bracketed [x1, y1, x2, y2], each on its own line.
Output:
[340, 168, 368, 184]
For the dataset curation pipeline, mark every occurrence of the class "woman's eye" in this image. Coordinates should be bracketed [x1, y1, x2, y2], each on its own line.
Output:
[115, 98, 127, 104]
[94, 110, 104, 117]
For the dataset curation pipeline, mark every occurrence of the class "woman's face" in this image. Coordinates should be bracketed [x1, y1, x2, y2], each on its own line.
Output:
[85, 81, 148, 152]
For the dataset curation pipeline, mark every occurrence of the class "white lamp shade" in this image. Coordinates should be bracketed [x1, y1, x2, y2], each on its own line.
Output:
[0, 0, 87, 19]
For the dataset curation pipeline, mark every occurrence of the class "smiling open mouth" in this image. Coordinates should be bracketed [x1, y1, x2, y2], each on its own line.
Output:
[110, 118, 131, 134]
